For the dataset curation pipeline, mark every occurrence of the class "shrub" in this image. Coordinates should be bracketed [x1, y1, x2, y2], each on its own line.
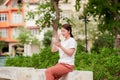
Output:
[0, 41, 6, 52]
[5, 47, 59, 68]
[75, 48, 120, 80]
[5, 56, 32, 67]
[43, 30, 52, 47]
[31, 47, 59, 68]
[91, 33, 114, 53]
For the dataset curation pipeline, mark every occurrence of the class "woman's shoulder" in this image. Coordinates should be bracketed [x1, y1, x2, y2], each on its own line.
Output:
[69, 37, 75, 40]
[69, 37, 77, 47]
[69, 37, 76, 43]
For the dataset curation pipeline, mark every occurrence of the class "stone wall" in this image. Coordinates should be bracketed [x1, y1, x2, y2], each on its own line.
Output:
[0, 67, 93, 80]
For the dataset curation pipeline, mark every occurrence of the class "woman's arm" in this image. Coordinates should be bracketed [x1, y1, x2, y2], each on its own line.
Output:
[51, 38, 59, 52]
[60, 46, 75, 56]
[55, 42, 75, 56]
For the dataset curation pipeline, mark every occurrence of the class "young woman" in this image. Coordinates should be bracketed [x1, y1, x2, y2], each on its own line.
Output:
[45, 24, 77, 80]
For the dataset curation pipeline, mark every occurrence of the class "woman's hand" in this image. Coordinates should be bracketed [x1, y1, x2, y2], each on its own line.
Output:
[55, 42, 75, 56]
[51, 34, 59, 52]
[55, 42, 61, 48]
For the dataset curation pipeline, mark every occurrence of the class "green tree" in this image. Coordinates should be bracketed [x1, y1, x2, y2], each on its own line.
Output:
[43, 30, 52, 47]
[81, 0, 120, 48]
[76, 0, 120, 48]
[27, 0, 60, 37]
[26, 0, 75, 37]
[91, 33, 114, 53]
[17, 28, 39, 45]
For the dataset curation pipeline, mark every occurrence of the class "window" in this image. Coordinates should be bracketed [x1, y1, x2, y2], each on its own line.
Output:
[12, 0, 18, 7]
[12, 0, 22, 7]
[12, 28, 20, 39]
[12, 13, 23, 24]
[0, 29, 8, 38]
[30, 29, 40, 35]
[0, 14, 7, 22]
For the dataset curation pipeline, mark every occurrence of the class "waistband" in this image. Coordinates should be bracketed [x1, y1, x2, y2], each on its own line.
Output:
[58, 63, 74, 69]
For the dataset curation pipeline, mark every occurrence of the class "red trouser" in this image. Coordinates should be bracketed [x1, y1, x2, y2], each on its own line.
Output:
[45, 63, 74, 80]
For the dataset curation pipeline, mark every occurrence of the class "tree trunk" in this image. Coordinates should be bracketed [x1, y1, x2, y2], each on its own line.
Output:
[114, 35, 120, 54]
[114, 0, 120, 54]
[51, 0, 60, 37]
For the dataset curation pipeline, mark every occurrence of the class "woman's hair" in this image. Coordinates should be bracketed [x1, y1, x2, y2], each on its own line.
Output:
[62, 24, 73, 37]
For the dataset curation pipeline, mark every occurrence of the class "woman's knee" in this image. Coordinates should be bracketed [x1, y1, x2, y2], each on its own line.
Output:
[45, 68, 52, 74]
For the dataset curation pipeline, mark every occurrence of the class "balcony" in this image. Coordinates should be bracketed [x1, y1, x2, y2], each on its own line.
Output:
[0, 6, 8, 10]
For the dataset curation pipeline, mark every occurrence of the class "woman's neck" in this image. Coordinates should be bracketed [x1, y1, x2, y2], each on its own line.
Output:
[65, 35, 71, 40]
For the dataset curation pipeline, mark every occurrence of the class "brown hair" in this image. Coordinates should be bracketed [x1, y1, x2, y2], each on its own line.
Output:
[62, 24, 73, 37]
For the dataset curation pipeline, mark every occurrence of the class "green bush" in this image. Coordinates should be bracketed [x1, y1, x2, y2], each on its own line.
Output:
[43, 30, 52, 47]
[31, 47, 59, 68]
[5, 47, 59, 68]
[76, 41, 85, 53]
[91, 33, 114, 53]
[75, 48, 120, 80]
[0, 41, 6, 52]
[5, 56, 32, 67]
[5, 43, 120, 80]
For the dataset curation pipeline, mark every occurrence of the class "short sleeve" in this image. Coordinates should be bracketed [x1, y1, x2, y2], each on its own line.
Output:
[68, 38, 77, 49]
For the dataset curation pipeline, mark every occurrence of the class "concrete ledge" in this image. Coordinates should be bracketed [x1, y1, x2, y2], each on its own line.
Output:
[0, 67, 93, 80]
[60, 70, 93, 80]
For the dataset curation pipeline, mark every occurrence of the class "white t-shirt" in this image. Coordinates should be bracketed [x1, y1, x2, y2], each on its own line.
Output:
[58, 37, 77, 65]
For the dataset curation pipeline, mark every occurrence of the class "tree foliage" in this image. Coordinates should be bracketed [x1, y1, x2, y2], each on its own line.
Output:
[17, 28, 39, 45]
[75, 0, 120, 48]
[75, 0, 81, 11]
[26, 0, 60, 36]
[84, 0, 120, 36]
[86, 0, 120, 49]
[26, 0, 75, 37]
[43, 30, 52, 47]
[91, 33, 114, 53]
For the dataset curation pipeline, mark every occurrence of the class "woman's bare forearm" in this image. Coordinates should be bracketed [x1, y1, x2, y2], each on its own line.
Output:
[51, 37, 58, 52]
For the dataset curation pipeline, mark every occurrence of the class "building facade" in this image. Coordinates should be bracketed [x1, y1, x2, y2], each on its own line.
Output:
[0, 0, 24, 56]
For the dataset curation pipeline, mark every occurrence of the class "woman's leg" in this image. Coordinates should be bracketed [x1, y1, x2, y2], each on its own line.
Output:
[45, 63, 74, 80]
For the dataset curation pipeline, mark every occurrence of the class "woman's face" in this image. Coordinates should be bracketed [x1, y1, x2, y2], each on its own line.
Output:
[61, 28, 70, 38]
